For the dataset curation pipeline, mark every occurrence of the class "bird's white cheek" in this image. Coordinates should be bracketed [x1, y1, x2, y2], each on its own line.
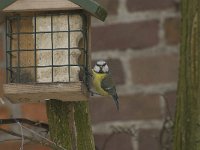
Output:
[103, 65, 109, 72]
[94, 65, 100, 72]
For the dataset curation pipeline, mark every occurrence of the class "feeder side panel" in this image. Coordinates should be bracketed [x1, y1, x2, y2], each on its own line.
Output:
[0, 13, 5, 24]
[0, 22, 5, 98]
[88, 16, 91, 78]
[3, 83, 87, 103]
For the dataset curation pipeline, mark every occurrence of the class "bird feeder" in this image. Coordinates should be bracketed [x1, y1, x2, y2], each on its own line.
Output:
[0, 0, 107, 103]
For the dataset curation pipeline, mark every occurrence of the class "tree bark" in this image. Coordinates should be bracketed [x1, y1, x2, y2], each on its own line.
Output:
[46, 100, 76, 150]
[46, 100, 95, 150]
[173, 0, 200, 150]
[74, 102, 95, 150]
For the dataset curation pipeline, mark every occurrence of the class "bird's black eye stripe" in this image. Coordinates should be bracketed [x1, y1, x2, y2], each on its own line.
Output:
[96, 64, 101, 67]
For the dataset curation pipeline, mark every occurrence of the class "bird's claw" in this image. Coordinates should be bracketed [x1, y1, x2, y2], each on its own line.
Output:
[90, 90, 101, 96]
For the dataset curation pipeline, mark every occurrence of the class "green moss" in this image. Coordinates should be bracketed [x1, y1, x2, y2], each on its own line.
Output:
[46, 100, 74, 150]
[173, 0, 200, 149]
[46, 100, 95, 150]
[74, 101, 95, 150]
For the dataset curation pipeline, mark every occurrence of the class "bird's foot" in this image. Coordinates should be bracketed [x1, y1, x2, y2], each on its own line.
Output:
[90, 90, 101, 96]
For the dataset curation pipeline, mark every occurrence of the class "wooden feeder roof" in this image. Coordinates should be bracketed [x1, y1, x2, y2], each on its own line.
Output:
[0, 0, 107, 21]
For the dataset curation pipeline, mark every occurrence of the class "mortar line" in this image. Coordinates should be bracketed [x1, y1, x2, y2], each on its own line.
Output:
[92, 9, 180, 27]
[91, 45, 179, 60]
[116, 83, 177, 96]
[159, 95, 167, 118]
[117, 0, 128, 16]
[158, 12, 167, 46]
[92, 120, 163, 134]
[120, 54, 133, 86]
[131, 134, 139, 150]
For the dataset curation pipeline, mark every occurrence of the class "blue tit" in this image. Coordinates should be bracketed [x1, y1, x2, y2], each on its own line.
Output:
[92, 60, 119, 110]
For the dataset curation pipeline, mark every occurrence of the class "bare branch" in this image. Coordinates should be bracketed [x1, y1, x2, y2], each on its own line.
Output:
[0, 118, 49, 130]
[0, 128, 29, 140]
[0, 128, 49, 147]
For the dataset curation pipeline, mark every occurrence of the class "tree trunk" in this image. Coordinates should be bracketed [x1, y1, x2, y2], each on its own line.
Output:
[74, 102, 95, 150]
[46, 100, 95, 150]
[46, 100, 76, 150]
[173, 0, 200, 150]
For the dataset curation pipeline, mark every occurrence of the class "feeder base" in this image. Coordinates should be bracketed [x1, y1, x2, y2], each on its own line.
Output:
[3, 82, 89, 103]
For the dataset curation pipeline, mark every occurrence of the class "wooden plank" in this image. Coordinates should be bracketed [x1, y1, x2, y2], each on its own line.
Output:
[0, 70, 4, 99]
[3, 0, 81, 12]
[2, 0, 107, 21]
[0, 23, 5, 100]
[3, 83, 88, 103]
[0, 14, 5, 24]
[0, 0, 16, 10]
[69, 0, 107, 21]
[88, 16, 92, 72]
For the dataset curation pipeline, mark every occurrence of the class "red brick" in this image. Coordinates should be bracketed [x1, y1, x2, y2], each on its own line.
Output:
[131, 52, 179, 85]
[0, 105, 11, 129]
[139, 129, 160, 150]
[107, 59, 125, 85]
[0, 142, 51, 150]
[95, 0, 119, 15]
[89, 94, 162, 124]
[92, 59, 125, 85]
[94, 133, 133, 150]
[21, 103, 48, 122]
[23, 144, 52, 150]
[0, 106, 10, 118]
[92, 20, 159, 51]
[164, 17, 180, 45]
[127, 0, 175, 12]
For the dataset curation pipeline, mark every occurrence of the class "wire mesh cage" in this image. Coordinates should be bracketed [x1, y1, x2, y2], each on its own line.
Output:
[5, 10, 90, 88]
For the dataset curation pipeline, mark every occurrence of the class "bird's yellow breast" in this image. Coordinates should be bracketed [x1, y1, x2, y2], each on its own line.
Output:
[92, 70, 109, 96]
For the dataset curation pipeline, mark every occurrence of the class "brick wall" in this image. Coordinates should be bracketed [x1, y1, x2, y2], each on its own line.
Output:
[0, 0, 180, 150]
[91, 1, 179, 149]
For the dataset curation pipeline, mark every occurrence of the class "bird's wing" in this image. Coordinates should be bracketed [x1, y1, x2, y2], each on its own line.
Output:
[101, 74, 119, 110]
[101, 74, 116, 94]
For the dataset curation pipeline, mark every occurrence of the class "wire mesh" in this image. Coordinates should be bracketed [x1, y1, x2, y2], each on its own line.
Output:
[6, 11, 89, 89]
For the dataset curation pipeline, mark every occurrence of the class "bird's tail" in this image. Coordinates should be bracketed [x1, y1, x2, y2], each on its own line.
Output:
[112, 94, 119, 111]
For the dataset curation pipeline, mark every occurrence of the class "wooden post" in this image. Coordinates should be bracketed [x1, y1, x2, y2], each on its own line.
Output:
[46, 101, 95, 150]
[74, 102, 95, 150]
[173, 0, 200, 149]
[46, 100, 76, 150]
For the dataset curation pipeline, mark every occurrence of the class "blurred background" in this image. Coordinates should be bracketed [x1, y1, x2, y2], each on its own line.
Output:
[0, 0, 180, 149]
